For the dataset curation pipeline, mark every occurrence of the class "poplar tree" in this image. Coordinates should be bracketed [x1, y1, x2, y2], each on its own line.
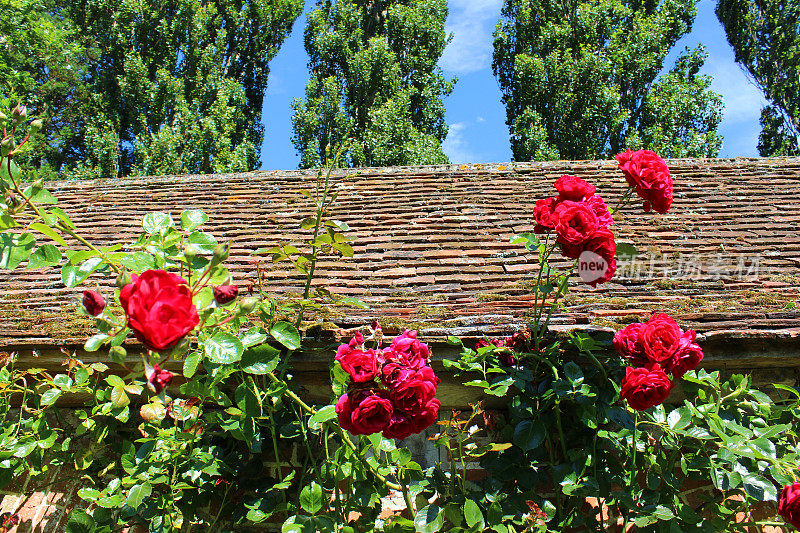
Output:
[716, 0, 800, 156]
[493, 0, 724, 161]
[291, 0, 454, 168]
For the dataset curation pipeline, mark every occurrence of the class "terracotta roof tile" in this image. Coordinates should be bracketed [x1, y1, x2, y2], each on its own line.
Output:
[1, 158, 799, 349]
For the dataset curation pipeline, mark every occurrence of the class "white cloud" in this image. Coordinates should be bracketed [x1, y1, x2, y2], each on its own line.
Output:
[440, 0, 503, 75]
[476, 116, 485, 122]
[709, 62, 767, 125]
[442, 122, 477, 163]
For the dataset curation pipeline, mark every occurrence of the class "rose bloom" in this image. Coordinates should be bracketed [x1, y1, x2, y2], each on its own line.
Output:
[585, 196, 614, 228]
[533, 197, 559, 233]
[380, 361, 415, 388]
[554, 175, 596, 202]
[409, 398, 440, 433]
[382, 410, 414, 440]
[385, 330, 429, 369]
[146, 364, 174, 393]
[779, 483, 800, 529]
[119, 270, 199, 352]
[620, 365, 674, 411]
[580, 228, 617, 286]
[389, 368, 438, 412]
[335, 388, 393, 435]
[641, 313, 686, 364]
[615, 149, 673, 214]
[664, 330, 704, 378]
[336, 334, 379, 383]
[82, 290, 106, 316]
[613, 323, 649, 367]
[555, 201, 599, 247]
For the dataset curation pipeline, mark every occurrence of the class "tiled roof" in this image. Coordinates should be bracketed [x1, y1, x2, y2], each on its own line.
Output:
[1, 158, 799, 353]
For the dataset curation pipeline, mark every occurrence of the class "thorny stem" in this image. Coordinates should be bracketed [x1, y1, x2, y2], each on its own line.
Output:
[263, 371, 402, 491]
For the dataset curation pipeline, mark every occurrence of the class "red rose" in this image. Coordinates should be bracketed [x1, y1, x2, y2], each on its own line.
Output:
[620, 366, 673, 410]
[641, 313, 684, 363]
[409, 398, 440, 433]
[555, 175, 596, 201]
[498, 351, 517, 367]
[555, 201, 599, 247]
[613, 323, 648, 367]
[381, 361, 415, 388]
[335, 389, 393, 435]
[146, 363, 174, 393]
[389, 369, 438, 412]
[575, 228, 617, 286]
[119, 270, 199, 352]
[533, 197, 559, 233]
[585, 196, 614, 228]
[385, 330, 429, 369]
[82, 290, 106, 316]
[383, 410, 414, 440]
[213, 285, 238, 305]
[335, 335, 379, 383]
[509, 330, 530, 352]
[779, 483, 800, 529]
[664, 330, 703, 377]
[615, 149, 673, 214]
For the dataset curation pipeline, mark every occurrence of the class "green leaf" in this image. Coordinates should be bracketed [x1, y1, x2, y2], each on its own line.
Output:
[241, 343, 280, 374]
[29, 222, 67, 246]
[27, 244, 62, 268]
[183, 350, 202, 378]
[0, 232, 35, 269]
[49, 207, 74, 229]
[332, 242, 354, 257]
[61, 257, 103, 287]
[142, 212, 174, 235]
[742, 472, 777, 501]
[270, 321, 301, 350]
[23, 183, 57, 204]
[0, 213, 18, 230]
[188, 231, 218, 253]
[119, 252, 157, 272]
[105, 375, 125, 388]
[414, 504, 444, 533]
[300, 217, 317, 229]
[41, 388, 62, 406]
[84, 333, 109, 352]
[299, 481, 323, 514]
[180, 210, 208, 231]
[667, 406, 691, 430]
[110, 386, 129, 408]
[308, 405, 337, 430]
[126, 482, 152, 509]
[464, 499, 484, 529]
[240, 327, 268, 348]
[513, 420, 546, 451]
[203, 331, 244, 364]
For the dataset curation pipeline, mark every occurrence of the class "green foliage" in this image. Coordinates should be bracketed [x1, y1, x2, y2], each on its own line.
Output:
[291, 0, 454, 168]
[493, 0, 724, 161]
[3, 0, 302, 179]
[716, 0, 800, 156]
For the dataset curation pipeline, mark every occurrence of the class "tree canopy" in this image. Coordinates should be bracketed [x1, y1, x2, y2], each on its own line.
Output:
[493, 0, 724, 161]
[716, 0, 800, 156]
[291, 0, 454, 168]
[2, 0, 302, 178]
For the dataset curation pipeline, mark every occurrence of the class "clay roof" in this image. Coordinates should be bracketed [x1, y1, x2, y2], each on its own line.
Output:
[1, 158, 799, 356]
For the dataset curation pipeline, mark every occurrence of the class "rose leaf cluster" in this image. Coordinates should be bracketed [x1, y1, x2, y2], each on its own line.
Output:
[335, 329, 440, 440]
[615, 313, 704, 410]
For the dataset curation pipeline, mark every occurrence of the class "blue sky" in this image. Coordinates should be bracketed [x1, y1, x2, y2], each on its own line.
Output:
[260, 0, 767, 170]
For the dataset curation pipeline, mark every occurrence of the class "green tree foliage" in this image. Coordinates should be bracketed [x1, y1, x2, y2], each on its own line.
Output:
[0, 0, 91, 179]
[2, 0, 302, 178]
[292, 0, 454, 168]
[493, 0, 724, 161]
[716, 0, 800, 156]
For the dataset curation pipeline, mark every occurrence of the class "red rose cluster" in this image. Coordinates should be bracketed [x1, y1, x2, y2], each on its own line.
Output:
[779, 482, 800, 529]
[533, 175, 616, 286]
[615, 149, 673, 214]
[335, 330, 440, 440]
[614, 313, 704, 411]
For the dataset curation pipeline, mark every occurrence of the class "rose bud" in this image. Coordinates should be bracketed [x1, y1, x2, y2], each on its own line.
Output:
[29, 118, 43, 134]
[239, 296, 258, 314]
[213, 285, 239, 305]
[109, 345, 127, 364]
[11, 104, 26, 125]
[0, 111, 7, 127]
[82, 290, 106, 316]
[116, 269, 132, 288]
[146, 364, 174, 393]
